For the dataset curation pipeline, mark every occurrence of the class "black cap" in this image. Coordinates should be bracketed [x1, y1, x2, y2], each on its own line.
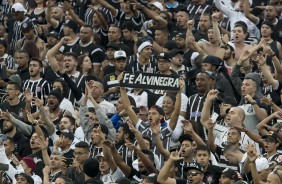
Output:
[183, 162, 204, 172]
[64, 20, 79, 33]
[262, 131, 278, 142]
[222, 168, 239, 182]
[216, 94, 237, 106]
[47, 31, 59, 39]
[262, 20, 274, 30]
[203, 55, 222, 66]
[15, 173, 34, 184]
[169, 49, 184, 57]
[105, 42, 119, 50]
[156, 52, 172, 61]
[21, 21, 33, 32]
[56, 130, 74, 141]
[163, 40, 178, 51]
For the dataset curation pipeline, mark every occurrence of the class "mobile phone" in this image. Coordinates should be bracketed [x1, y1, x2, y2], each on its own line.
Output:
[211, 113, 219, 123]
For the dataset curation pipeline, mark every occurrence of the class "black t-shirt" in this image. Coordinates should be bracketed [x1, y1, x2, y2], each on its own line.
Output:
[0, 100, 26, 121]
[203, 165, 224, 184]
[29, 151, 45, 179]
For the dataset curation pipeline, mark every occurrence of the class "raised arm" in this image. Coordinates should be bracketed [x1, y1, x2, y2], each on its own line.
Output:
[45, 0, 60, 28]
[151, 121, 170, 159]
[96, 0, 117, 17]
[127, 120, 147, 150]
[243, 0, 259, 24]
[182, 120, 206, 146]
[102, 143, 117, 173]
[139, 4, 167, 26]
[257, 111, 281, 136]
[64, 2, 86, 27]
[201, 90, 218, 129]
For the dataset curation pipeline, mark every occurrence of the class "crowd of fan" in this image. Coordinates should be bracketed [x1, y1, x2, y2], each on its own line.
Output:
[1, 0, 282, 183]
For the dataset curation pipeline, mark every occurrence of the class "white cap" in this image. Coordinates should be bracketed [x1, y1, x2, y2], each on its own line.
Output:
[114, 50, 126, 59]
[255, 157, 269, 172]
[12, 3, 27, 13]
[95, 152, 104, 159]
[148, 2, 164, 11]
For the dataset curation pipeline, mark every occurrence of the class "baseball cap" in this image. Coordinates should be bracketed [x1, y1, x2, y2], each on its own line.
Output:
[47, 31, 59, 39]
[12, 3, 27, 13]
[95, 152, 105, 159]
[56, 130, 74, 141]
[262, 131, 278, 142]
[148, 2, 164, 11]
[203, 55, 222, 66]
[183, 162, 204, 172]
[114, 50, 126, 59]
[21, 21, 34, 32]
[221, 168, 239, 181]
[4, 74, 22, 88]
[156, 52, 172, 62]
[216, 94, 237, 106]
[145, 173, 160, 184]
[169, 49, 184, 57]
[64, 20, 79, 33]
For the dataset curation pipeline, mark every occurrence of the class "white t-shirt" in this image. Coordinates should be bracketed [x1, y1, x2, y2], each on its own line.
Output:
[60, 98, 75, 114]
[87, 99, 116, 114]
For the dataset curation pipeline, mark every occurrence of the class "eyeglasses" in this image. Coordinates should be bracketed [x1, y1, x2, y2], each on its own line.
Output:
[273, 169, 282, 182]
[5, 88, 16, 91]
[187, 171, 201, 176]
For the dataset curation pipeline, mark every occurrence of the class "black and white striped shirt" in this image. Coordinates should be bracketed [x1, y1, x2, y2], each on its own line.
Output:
[66, 72, 86, 105]
[186, 3, 213, 28]
[89, 144, 102, 158]
[126, 54, 158, 74]
[0, 53, 15, 70]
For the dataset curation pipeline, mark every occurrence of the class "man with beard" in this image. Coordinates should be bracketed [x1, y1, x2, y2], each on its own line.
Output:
[67, 141, 90, 184]
[42, 152, 64, 183]
[0, 81, 25, 121]
[60, 20, 80, 53]
[194, 14, 212, 42]
[46, 0, 64, 36]
[1, 119, 31, 158]
[103, 50, 127, 104]
[89, 124, 109, 158]
[14, 50, 30, 82]
[71, 25, 105, 76]
[22, 58, 51, 112]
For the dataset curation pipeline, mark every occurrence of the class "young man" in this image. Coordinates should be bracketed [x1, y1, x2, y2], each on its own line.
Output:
[83, 158, 103, 184]
[219, 168, 239, 184]
[43, 152, 64, 182]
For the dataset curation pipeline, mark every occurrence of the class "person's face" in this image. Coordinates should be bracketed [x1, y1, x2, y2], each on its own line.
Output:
[29, 60, 41, 77]
[90, 127, 105, 145]
[80, 27, 93, 44]
[224, 47, 232, 60]
[162, 96, 174, 115]
[30, 133, 40, 149]
[59, 117, 74, 131]
[51, 7, 63, 20]
[0, 26, 6, 36]
[140, 46, 153, 59]
[23, 29, 34, 40]
[15, 52, 28, 68]
[116, 127, 125, 144]
[16, 175, 29, 184]
[12, 11, 24, 21]
[172, 53, 183, 66]
[199, 15, 211, 32]
[241, 79, 256, 96]
[0, 44, 6, 56]
[263, 140, 278, 153]
[219, 174, 233, 184]
[226, 107, 240, 126]
[92, 13, 101, 27]
[122, 28, 133, 41]
[195, 73, 210, 94]
[3, 140, 14, 156]
[50, 154, 62, 170]
[175, 36, 186, 49]
[177, 11, 189, 28]
[74, 147, 89, 163]
[47, 36, 58, 47]
[65, 11, 72, 20]
[266, 172, 281, 184]
[106, 48, 116, 60]
[63, 26, 71, 36]
[201, 63, 213, 72]
[187, 169, 204, 184]
[180, 140, 193, 158]
[90, 82, 103, 98]
[120, 0, 130, 13]
[82, 56, 92, 71]
[88, 112, 99, 125]
[3, 120, 14, 134]
[265, 6, 277, 21]
[195, 150, 210, 168]
[233, 27, 247, 43]
[116, 98, 124, 113]
[98, 157, 110, 173]
[148, 109, 163, 124]
[108, 27, 121, 42]
[114, 59, 126, 72]
[52, 81, 63, 93]
[6, 84, 19, 101]
[261, 24, 273, 37]
[227, 128, 241, 143]
[63, 55, 77, 73]
[58, 135, 72, 149]
[208, 29, 216, 43]
[47, 95, 59, 110]
[219, 103, 232, 117]
[154, 30, 167, 45]
[157, 59, 171, 73]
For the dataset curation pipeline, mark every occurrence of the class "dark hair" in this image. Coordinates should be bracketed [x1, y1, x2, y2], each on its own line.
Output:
[165, 94, 176, 104]
[4, 137, 15, 145]
[142, 136, 152, 149]
[65, 52, 78, 61]
[64, 115, 76, 126]
[128, 95, 136, 107]
[234, 21, 248, 34]
[82, 25, 93, 30]
[22, 41, 40, 58]
[77, 54, 95, 76]
[16, 50, 30, 60]
[120, 123, 135, 141]
[121, 22, 135, 31]
[56, 176, 73, 184]
[195, 145, 211, 156]
[7, 81, 20, 90]
[88, 107, 96, 114]
[53, 79, 68, 98]
[30, 57, 43, 67]
[75, 141, 90, 151]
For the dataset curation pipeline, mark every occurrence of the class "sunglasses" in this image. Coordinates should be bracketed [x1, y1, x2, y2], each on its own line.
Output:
[188, 171, 201, 176]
